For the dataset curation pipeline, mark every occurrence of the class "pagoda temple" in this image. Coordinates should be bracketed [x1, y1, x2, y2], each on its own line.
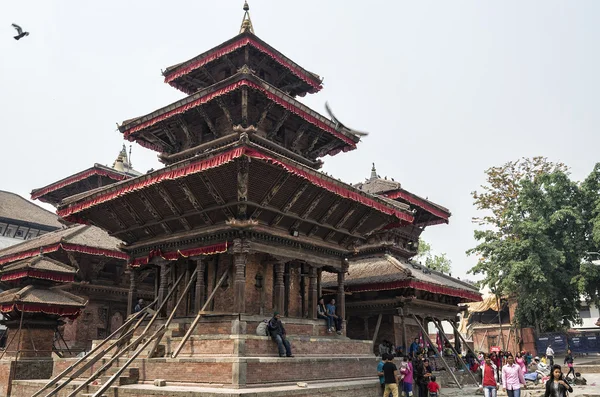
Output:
[5, 3, 480, 396]
[0, 256, 86, 381]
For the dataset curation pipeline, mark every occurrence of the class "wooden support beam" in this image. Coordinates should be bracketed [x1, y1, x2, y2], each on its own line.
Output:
[162, 128, 179, 151]
[200, 66, 217, 83]
[433, 319, 479, 386]
[237, 157, 249, 219]
[177, 116, 195, 147]
[291, 123, 310, 153]
[372, 313, 383, 351]
[308, 198, 341, 237]
[195, 106, 218, 137]
[270, 183, 308, 226]
[349, 210, 372, 235]
[222, 54, 237, 70]
[267, 110, 290, 139]
[306, 132, 323, 153]
[275, 69, 291, 85]
[290, 191, 325, 230]
[241, 86, 249, 127]
[412, 314, 462, 389]
[198, 173, 235, 219]
[217, 98, 233, 125]
[156, 186, 191, 230]
[250, 171, 290, 220]
[257, 102, 274, 129]
[177, 180, 214, 225]
[139, 192, 172, 234]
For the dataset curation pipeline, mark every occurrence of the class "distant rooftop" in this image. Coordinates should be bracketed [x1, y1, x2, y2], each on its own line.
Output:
[0, 191, 63, 230]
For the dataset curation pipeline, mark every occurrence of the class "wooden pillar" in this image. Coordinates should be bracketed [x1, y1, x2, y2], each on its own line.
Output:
[158, 263, 168, 315]
[274, 263, 285, 313]
[402, 315, 408, 350]
[317, 268, 322, 298]
[363, 317, 370, 340]
[194, 258, 206, 312]
[308, 266, 318, 320]
[167, 262, 177, 314]
[127, 269, 137, 316]
[453, 320, 461, 353]
[233, 238, 249, 314]
[337, 270, 346, 320]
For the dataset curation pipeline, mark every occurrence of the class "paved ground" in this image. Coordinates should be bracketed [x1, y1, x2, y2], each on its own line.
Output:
[440, 373, 600, 397]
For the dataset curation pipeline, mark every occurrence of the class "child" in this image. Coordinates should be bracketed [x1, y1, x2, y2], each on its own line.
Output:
[428, 375, 440, 397]
[400, 356, 414, 397]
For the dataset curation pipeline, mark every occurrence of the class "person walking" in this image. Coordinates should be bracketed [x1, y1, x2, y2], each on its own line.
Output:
[400, 355, 414, 397]
[480, 354, 499, 397]
[563, 350, 575, 379]
[515, 352, 527, 375]
[502, 355, 527, 397]
[546, 345, 555, 367]
[544, 365, 573, 397]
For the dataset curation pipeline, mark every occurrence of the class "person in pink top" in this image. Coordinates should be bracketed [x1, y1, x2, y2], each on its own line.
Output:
[502, 355, 527, 397]
[400, 356, 414, 397]
[515, 352, 527, 374]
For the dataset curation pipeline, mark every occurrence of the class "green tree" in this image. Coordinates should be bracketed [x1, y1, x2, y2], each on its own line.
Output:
[468, 158, 600, 331]
[417, 238, 452, 273]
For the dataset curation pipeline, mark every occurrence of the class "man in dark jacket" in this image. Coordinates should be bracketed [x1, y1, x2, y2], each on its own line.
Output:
[268, 312, 293, 357]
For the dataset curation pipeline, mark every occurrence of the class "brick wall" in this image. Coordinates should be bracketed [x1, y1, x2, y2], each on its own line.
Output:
[4, 327, 54, 358]
[245, 357, 374, 384]
[209, 254, 235, 312]
[13, 359, 53, 380]
[0, 360, 14, 397]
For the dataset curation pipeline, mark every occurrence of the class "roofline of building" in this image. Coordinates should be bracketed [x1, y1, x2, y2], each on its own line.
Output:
[162, 32, 322, 92]
[30, 164, 131, 201]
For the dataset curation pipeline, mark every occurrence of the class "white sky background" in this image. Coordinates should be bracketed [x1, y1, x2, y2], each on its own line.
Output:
[1, 1, 599, 280]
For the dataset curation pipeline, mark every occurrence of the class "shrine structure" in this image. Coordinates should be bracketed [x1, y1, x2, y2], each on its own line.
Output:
[6, 3, 478, 396]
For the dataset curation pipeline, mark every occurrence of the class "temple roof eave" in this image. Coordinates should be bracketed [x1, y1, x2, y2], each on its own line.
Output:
[57, 140, 415, 238]
[118, 72, 359, 153]
[162, 32, 322, 94]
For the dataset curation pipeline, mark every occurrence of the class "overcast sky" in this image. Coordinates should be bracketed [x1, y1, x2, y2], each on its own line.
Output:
[2, 1, 599, 279]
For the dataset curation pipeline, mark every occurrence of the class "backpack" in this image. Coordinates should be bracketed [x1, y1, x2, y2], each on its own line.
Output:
[256, 319, 270, 336]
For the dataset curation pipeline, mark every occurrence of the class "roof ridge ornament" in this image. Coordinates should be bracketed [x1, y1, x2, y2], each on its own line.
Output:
[239, 1, 255, 34]
[370, 163, 377, 180]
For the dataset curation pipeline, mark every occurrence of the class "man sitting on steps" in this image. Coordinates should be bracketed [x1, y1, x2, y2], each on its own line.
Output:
[268, 312, 294, 358]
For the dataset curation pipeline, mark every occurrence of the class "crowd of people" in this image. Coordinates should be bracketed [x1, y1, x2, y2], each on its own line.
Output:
[377, 341, 580, 397]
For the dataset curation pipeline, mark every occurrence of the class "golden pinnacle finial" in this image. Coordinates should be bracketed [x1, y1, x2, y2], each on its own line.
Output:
[240, 1, 254, 34]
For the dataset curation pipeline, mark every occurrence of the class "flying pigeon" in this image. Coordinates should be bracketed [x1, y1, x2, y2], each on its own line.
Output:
[324, 102, 369, 137]
[12, 23, 29, 40]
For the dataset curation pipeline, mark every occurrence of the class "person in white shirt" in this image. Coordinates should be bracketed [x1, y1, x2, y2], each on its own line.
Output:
[546, 345, 555, 367]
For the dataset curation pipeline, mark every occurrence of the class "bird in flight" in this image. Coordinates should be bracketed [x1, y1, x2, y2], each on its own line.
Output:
[12, 23, 29, 40]
[324, 102, 369, 137]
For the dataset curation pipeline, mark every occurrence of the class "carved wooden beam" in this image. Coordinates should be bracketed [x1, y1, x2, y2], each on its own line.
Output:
[306, 131, 323, 154]
[257, 102, 275, 129]
[291, 123, 310, 153]
[104, 205, 127, 230]
[290, 191, 325, 230]
[253, 54, 270, 73]
[251, 171, 290, 220]
[177, 180, 214, 225]
[217, 98, 233, 125]
[237, 157, 249, 219]
[195, 106, 218, 137]
[177, 116, 194, 147]
[271, 183, 308, 226]
[145, 133, 174, 153]
[139, 191, 172, 234]
[310, 140, 339, 158]
[136, 268, 154, 284]
[267, 110, 290, 139]
[199, 173, 235, 219]
[222, 54, 237, 71]
[65, 251, 80, 271]
[308, 197, 341, 237]
[241, 86, 249, 127]
[275, 69, 291, 85]
[162, 127, 179, 151]
[349, 210, 373, 235]
[325, 204, 357, 241]
[200, 66, 217, 83]
[123, 197, 155, 237]
[156, 186, 191, 230]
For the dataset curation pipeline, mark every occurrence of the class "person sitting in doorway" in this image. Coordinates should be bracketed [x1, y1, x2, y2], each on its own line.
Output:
[326, 298, 342, 335]
[134, 298, 144, 313]
[267, 312, 294, 358]
[317, 297, 333, 332]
